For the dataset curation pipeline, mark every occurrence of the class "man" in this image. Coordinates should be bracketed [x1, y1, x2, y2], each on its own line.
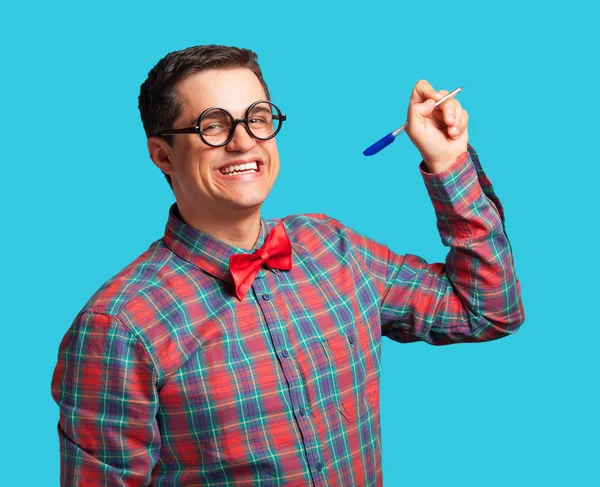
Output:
[51, 45, 524, 486]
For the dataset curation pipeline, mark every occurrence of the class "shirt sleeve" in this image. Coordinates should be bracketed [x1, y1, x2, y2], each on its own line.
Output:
[341, 144, 525, 345]
[51, 311, 161, 486]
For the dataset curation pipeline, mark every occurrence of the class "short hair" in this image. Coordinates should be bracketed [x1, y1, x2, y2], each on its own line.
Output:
[138, 45, 271, 189]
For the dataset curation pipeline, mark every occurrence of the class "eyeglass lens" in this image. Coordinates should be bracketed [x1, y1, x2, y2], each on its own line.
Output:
[199, 102, 281, 146]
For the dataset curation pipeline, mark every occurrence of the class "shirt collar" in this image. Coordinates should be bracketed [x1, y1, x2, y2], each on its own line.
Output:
[163, 203, 269, 284]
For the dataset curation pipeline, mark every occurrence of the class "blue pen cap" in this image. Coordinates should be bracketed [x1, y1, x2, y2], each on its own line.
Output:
[363, 132, 395, 156]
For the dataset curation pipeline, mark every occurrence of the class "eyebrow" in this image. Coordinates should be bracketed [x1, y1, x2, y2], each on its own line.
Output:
[201, 111, 229, 122]
[182, 111, 223, 126]
[248, 105, 270, 115]
[183, 102, 271, 126]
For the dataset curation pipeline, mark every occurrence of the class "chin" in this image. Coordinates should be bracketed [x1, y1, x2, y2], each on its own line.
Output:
[237, 198, 267, 210]
[229, 190, 270, 209]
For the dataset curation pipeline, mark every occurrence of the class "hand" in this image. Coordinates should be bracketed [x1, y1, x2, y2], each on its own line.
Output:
[405, 80, 469, 174]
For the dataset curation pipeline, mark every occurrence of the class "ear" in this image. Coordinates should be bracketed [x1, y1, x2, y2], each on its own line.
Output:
[147, 136, 175, 176]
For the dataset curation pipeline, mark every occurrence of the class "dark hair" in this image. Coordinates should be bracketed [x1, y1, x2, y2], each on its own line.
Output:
[138, 45, 271, 189]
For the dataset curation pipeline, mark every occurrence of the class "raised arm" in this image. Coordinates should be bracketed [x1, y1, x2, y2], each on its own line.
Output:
[385, 145, 523, 344]
[344, 80, 524, 344]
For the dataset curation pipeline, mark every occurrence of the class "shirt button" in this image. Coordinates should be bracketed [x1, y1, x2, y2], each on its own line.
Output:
[281, 349, 289, 358]
[262, 293, 271, 301]
[316, 462, 324, 471]
[348, 334, 355, 345]
[299, 406, 306, 415]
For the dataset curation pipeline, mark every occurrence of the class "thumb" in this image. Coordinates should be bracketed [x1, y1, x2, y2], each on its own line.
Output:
[409, 98, 436, 122]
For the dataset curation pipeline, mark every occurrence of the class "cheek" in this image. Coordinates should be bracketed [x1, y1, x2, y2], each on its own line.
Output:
[266, 155, 280, 186]
[271, 157, 280, 179]
[265, 142, 280, 170]
[178, 145, 215, 177]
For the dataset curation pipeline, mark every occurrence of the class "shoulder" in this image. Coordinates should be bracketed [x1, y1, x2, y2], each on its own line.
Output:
[68, 237, 216, 381]
[273, 213, 393, 266]
[78, 238, 180, 320]
[277, 213, 347, 237]
[61, 240, 177, 376]
[267, 213, 356, 255]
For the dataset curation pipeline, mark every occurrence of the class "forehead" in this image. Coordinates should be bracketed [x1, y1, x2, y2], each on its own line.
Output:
[175, 68, 267, 121]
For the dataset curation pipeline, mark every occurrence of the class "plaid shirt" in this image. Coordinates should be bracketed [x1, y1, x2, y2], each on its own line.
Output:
[51, 145, 524, 486]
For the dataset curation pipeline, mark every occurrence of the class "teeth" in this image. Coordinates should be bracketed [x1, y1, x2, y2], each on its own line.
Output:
[219, 161, 259, 175]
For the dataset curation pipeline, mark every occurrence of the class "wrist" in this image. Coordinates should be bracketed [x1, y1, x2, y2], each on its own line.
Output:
[423, 151, 468, 174]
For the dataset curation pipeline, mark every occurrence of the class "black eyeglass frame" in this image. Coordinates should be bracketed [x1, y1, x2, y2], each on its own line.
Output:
[156, 100, 287, 147]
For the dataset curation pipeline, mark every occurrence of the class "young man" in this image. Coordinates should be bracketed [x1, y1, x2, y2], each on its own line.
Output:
[51, 45, 524, 486]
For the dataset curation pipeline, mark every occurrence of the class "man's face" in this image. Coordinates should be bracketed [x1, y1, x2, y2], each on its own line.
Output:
[164, 68, 280, 219]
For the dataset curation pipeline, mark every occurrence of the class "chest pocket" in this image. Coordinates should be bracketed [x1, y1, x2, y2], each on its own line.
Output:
[323, 330, 363, 422]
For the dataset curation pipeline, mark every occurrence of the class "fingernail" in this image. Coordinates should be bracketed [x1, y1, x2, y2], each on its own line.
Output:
[448, 114, 455, 123]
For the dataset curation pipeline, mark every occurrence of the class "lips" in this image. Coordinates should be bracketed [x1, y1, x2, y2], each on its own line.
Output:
[214, 159, 265, 181]
[215, 157, 265, 177]
[218, 160, 259, 175]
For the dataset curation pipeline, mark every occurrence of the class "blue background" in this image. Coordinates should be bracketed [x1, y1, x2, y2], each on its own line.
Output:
[1, 1, 598, 485]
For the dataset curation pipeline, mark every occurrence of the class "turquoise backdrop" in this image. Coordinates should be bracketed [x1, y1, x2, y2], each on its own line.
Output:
[1, 0, 598, 485]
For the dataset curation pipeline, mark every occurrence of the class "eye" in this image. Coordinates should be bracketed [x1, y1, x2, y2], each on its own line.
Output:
[249, 117, 268, 125]
[201, 123, 227, 135]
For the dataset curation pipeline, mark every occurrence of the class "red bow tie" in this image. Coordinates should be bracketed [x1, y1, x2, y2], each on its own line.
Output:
[229, 222, 292, 301]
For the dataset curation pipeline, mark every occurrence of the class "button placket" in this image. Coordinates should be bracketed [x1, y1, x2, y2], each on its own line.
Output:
[253, 272, 324, 481]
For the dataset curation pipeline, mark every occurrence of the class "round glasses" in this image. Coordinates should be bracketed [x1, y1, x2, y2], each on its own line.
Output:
[157, 100, 286, 147]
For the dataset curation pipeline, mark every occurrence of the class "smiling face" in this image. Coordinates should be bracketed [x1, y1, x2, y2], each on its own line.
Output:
[150, 68, 280, 228]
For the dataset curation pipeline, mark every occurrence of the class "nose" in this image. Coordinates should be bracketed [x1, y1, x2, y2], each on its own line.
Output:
[226, 121, 256, 152]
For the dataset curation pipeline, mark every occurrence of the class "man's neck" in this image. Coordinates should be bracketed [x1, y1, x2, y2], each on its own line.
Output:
[176, 202, 262, 251]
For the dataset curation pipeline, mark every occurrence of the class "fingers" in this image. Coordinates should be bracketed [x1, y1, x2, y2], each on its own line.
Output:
[408, 80, 443, 125]
[409, 80, 469, 139]
[457, 109, 469, 138]
[410, 80, 443, 104]
[432, 89, 468, 139]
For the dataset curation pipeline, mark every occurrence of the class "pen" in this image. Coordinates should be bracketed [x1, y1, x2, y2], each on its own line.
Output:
[363, 86, 464, 156]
